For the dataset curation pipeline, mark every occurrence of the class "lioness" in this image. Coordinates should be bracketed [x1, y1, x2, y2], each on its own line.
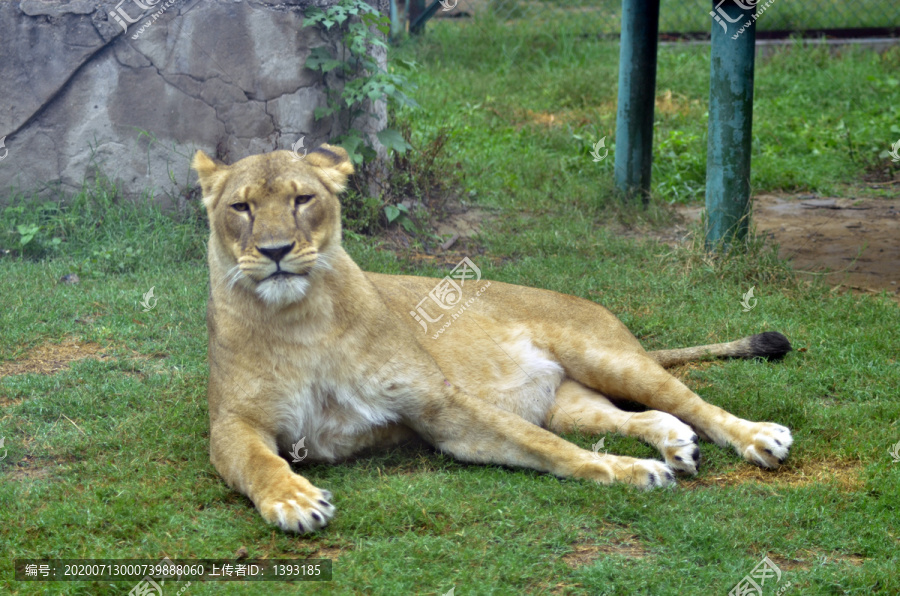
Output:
[192, 144, 793, 534]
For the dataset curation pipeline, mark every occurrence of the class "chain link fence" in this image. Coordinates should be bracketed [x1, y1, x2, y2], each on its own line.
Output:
[433, 0, 900, 36]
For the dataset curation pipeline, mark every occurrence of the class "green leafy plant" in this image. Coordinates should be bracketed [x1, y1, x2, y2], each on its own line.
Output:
[15, 223, 39, 248]
[303, 0, 418, 164]
[383, 203, 415, 232]
[0, 204, 63, 256]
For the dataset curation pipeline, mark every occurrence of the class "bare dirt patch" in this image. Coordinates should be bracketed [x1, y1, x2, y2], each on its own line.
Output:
[678, 194, 900, 300]
[8, 466, 52, 482]
[6, 453, 79, 482]
[561, 527, 650, 571]
[551, 531, 649, 593]
[560, 543, 604, 569]
[434, 203, 493, 244]
[682, 457, 864, 491]
[0, 338, 171, 383]
[595, 537, 649, 559]
[383, 194, 497, 264]
[763, 550, 866, 573]
[0, 338, 111, 379]
[241, 540, 352, 562]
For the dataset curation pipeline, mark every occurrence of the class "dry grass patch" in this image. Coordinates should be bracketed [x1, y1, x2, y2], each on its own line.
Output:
[508, 89, 700, 132]
[767, 549, 866, 572]
[0, 337, 111, 378]
[654, 89, 703, 116]
[307, 545, 349, 561]
[0, 394, 24, 408]
[668, 360, 717, 383]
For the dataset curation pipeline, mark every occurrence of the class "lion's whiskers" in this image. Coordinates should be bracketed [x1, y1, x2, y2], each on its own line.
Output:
[315, 250, 335, 272]
[224, 265, 245, 292]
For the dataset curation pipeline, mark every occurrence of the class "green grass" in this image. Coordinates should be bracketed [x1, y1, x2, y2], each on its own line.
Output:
[3, 21, 900, 596]
[465, 0, 900, 35]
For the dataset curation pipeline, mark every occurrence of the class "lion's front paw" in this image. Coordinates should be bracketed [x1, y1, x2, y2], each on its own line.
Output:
[256, 474, 335, 533]
[736, 422, 793, 469]
[585, 455, 676, 489]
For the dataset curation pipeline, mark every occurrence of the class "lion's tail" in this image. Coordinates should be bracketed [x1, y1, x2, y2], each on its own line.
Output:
[648, 331, 792, 368]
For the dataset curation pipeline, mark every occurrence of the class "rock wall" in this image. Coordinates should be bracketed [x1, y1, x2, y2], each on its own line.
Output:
[0, 0, 387, 208]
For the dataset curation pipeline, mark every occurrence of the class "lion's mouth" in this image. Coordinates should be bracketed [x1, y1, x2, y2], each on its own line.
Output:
[266, 270, 308, 281]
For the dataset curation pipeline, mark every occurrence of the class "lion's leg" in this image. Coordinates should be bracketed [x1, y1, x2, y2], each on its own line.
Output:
[559, 349, 792, 468]
[546, 380, 701, 475]
[210, 416, 335, 534]
[404, 388, 676, 489]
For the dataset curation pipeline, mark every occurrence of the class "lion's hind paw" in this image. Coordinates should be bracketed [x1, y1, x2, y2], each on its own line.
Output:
[739, 423, 793, 469]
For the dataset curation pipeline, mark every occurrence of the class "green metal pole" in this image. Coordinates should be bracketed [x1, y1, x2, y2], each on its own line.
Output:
[705, 0, 757, 249]
[614, 0, 660, 205]
[409, 0, 426, 35]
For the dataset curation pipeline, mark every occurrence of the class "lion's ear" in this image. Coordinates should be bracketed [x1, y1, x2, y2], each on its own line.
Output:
[192, 150, 229, 209]
[305, 144, 354, 194]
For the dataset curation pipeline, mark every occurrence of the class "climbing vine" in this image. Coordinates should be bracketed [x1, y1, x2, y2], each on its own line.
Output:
[303, 0, 417, 164]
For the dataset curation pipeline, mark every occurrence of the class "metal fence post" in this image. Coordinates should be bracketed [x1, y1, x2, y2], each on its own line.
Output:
[614, 0, 660, 205]
[705, 0, 757, 249]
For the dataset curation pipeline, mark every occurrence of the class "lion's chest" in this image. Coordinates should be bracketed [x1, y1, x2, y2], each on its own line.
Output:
[271, 364, 401, 463]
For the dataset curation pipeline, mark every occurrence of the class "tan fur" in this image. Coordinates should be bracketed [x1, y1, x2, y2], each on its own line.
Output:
[192, 145, 793, 534]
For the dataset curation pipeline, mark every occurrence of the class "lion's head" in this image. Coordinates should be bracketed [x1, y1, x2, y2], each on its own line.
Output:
[192, 145, 354, 307]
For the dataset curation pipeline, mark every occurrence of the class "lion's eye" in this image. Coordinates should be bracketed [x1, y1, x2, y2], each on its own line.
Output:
[294, 195, 314, 207]
[231, 202, 250, 212]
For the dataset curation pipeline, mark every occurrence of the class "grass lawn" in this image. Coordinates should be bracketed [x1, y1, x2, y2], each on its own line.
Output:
[2, 19, 900, 596]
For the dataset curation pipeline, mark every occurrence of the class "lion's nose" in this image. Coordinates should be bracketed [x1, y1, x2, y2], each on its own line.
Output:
[257, 242, 295, 263]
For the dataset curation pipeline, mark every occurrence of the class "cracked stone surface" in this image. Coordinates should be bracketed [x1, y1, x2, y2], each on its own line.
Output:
[0, 0, 388, 207]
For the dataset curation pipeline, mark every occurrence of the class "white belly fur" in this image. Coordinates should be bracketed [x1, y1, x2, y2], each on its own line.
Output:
[273, 328, 564, 461]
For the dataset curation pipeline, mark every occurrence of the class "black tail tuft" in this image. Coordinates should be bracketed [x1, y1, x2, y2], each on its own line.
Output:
[748, 331, 792, 360]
